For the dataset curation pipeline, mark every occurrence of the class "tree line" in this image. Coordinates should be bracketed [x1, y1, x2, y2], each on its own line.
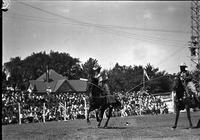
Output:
[3, 50, 198, 95]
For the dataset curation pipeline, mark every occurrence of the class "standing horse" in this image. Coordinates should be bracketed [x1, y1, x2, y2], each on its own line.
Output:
[86, 78, 121, 128]
[172, 77, 200, 129]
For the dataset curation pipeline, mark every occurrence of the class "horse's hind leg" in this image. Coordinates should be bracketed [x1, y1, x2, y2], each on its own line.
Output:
[172, 109, 180, 129]
[104, 107, 113, 128]
[186, 106, 193, 128]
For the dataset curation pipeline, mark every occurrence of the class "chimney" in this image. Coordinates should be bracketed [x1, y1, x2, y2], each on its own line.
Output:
[46, 65, 49, 82]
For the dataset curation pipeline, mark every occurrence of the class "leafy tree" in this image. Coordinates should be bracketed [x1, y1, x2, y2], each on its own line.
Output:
[3, 51, 174, 95]
[4, 57, 26, 90]
[2, 67, 8, 91]
[108, 63, 126, 92]
[191, 69, 200, 92]
[48, 51, 80, 79]
[107, 63, 173, 95]
[147, 71, 173, 94]
[3, 51, 82, 90]
[81, 58, 100, 79]
[70, 63, 83, 80]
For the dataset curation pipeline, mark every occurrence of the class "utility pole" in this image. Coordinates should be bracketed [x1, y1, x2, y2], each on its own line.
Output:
[188, 0, 200, 70]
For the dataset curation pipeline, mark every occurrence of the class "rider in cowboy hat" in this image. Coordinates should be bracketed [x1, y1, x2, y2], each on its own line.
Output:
[93, 66, 101, 78]
[177, 62, 199, 102]
[88, 65, 102, 97]
[99, 73, 111, 96]
[99, 73, 119, 105]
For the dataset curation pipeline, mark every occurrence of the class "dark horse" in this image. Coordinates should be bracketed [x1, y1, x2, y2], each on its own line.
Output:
[86, 78, 122, 128]
[172, 77, 200, 129]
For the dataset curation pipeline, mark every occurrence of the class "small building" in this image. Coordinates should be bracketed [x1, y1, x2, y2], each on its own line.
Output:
[28, 69, 88, 94]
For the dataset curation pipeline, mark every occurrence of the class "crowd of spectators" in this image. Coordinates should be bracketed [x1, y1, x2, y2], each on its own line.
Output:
[114, 91, 169, 117]
[2, 89, 169, 125]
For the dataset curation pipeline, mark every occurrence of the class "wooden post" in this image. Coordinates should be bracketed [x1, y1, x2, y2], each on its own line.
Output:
[171, 91, 175, 113]
[139, 98, 142, 115]
[83, 97, 88, 119]
[64, 102, 67, 121]
[43, 103, 46, 123]
[18, 103, 21, 125]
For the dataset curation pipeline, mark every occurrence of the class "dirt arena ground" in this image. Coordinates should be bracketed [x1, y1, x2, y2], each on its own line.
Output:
[2, 111, 200, 140]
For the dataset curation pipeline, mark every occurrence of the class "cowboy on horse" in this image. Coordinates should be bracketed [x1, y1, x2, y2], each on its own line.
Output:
[89, 66, 102, 97]
[172, 62, 200, 129]
[86, 66, 121, 127]
[176, 62, 199, 102]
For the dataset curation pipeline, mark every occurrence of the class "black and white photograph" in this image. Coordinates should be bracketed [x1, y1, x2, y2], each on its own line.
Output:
[2, 0, 200, 139]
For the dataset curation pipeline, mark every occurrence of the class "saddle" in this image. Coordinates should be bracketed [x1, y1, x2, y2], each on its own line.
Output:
[174, 98, 185, 110]
[175, 96, 199, 110]
[90, 95, 118, 105]
[106, 95, 117, 104]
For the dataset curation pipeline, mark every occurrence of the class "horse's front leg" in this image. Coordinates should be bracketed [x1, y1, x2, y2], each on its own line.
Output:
[87, 108, 92, 124]
[97, 107, 105, 128]
[96, 109, 100, 122]
[172, 108, 180, 129]
[197, 119, 200, 128]
[186, 106, 193, 128]
[104, 106, 113, 128]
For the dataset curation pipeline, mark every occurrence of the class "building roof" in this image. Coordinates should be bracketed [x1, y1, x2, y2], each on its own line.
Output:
[37, 69, 66, 81]
[28, 69, 88, 93]
[68, 80, 88, 93]
[53, 79, 75, 93]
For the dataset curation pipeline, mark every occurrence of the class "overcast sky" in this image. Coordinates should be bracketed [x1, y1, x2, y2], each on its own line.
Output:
[3, 1, 195, 74]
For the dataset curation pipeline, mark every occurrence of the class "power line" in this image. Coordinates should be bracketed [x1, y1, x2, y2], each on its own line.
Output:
[126, 47, 187, 93]
[5, 2, 189, 69]
[17, 2, 189, 35]
[99, 28, 187, 46]
[5, 13, 187, 48]
[156, 47, 187, 66]
[126, 74, 170, 94]
[16, 1, 189, 46]
[4, 10, 188, 70]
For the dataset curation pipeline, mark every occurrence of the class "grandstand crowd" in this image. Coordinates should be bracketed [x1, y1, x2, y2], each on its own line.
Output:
[2, 90, 169, 125]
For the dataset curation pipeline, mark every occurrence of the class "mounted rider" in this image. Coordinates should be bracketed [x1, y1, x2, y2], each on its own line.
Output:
[99, 72, 119, 105]
[99, 73, 111, 96]
[89, 65, 102, 97]
[90, 66, 111, 96]
[177, 62, 199, 101]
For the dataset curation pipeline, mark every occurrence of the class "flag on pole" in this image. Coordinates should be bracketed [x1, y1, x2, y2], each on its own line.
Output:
[143, 69, 150, 80]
